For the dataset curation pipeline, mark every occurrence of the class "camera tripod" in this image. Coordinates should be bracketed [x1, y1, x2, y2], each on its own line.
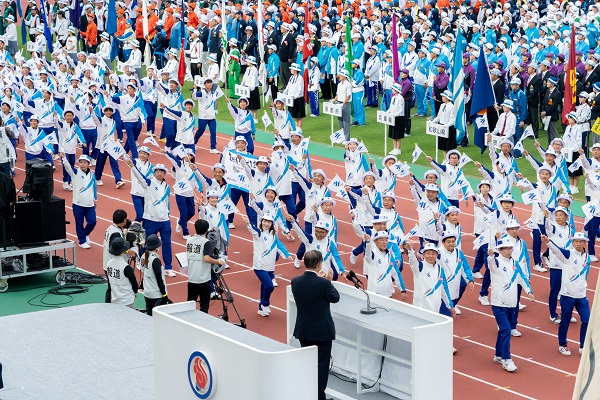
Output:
[213, 268, 246, 329]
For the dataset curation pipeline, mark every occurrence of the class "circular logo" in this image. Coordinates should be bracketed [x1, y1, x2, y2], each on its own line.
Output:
[187, 351, 215, 399]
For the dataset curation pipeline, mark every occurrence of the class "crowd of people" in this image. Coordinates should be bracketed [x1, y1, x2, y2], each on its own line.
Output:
[1, 0, 599, 383]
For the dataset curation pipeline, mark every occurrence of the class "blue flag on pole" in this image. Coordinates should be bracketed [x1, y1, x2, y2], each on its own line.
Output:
[106, 0, 117, 35]
[70, 0, 81, 29]
[470, 46, 495, 153]
[451, 29, 467, 144]
[39, 0, 53, 53]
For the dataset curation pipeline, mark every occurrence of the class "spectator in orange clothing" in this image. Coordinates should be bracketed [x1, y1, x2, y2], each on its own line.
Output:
[83, 14, 98, 52]
[116, 10, 127, 36]
[135, 8, 148, 56]
[148, 5, 159, 41]
[164, 8, 174, 39]
[188, 3, 199, 29]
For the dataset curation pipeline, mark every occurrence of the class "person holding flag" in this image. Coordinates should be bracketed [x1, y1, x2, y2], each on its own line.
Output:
[55, 109, 86, 191]
[350, 59, 365, 127]
[283, 63, 305, 130]
[563, 112, 584, 192]
[91, 104, 125, 189]
[20, 115, 55, 163]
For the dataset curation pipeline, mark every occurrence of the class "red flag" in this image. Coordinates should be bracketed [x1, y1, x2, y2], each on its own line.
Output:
[178, 0, 185, 86]
[302, 4, 313, 102]
[562, 24, 577, 124]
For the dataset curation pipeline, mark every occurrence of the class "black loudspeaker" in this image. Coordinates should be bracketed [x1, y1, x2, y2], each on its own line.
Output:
[23, 158, 54, 202]
[14, 197, 66, 246]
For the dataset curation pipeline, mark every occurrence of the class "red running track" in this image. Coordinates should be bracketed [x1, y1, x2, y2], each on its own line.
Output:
[11, 128, 595, 400]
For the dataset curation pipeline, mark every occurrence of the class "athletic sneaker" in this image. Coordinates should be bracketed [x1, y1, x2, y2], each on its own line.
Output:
[116, 181, 126, 189]
[294, 258, 301, 269]
[559, 346, 572, 356]
[85, 236, 91, 244]
[550, 316, 561, 324]
[590, 255, 599, 262]
[257, 305, 271, 317]
[165, 270, 176, 277]
[209, 149, 220, 154]
[454, 306, 461, 315]
[62, 182, 70, 190]
[96, 180, 104, 186]
[579, 348, 583, 354]
[90, 159, 96, 166]
[478, 296, 490, 306]
[472, 272, 484, 279]
[511, 329, 522, 337]
[570, 317, 577, 323]
[79, 242, 91, 249]
[493, 356, 503, 364]
[257, 309, 269, 317]
[533, 264, 548, 272]
[261, 305, 271, 314]
[272, 278, 278, 287]
[502, 359, 517, 372]
[350, 253, 358, 265]
[176, 224, 181, 233]
[183, 235, 189, 239]
[519, 302, 527, 310]
[228, 222, 235, 229]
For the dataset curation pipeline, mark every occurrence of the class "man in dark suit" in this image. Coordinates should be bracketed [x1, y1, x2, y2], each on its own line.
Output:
[278, 23, 295, 87]
[487, 69, 504, 132]
[291, 250, 340, 400]
[541, 76, 562, 144]
[525, 63, 543, 138]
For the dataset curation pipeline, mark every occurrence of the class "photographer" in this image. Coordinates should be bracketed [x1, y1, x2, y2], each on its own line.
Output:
[103, 209, 131, 303]
[141, 234, 172, 316]
[187, 219, 225, 313]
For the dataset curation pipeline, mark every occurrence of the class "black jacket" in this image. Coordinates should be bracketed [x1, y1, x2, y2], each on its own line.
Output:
[207, 26, 221, 53]
[240, 33, 257, 59]
[525, 74, 542, 105]
[291, 271, 339, 342]
[542, 87, 562, 121]
[0, 173, 15, 219]
[277, 32, 295, 62]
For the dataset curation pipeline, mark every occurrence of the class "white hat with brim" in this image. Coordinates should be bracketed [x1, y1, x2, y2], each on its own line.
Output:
[314, 221, 331, 231]
[505, 220, 521, 230]
[424, 169, 439, 180]
[211, 163, 227, 172]
[478, 179, 493, 191]
[570, 232, 589, 241]
[312, 169, 327, 181]
[424, 183, 440, 192]
[382, 155, 397, 166]
[234, 135, 247, 144]
[319, 197, 336, 206]
[495, 238, 516, 250]
[153, 164, 168, 173]
[538, 165, 555, 177]
[78, 155, 91, 163]
[373, 231, 390, 240]
[421, 243, 439, 253]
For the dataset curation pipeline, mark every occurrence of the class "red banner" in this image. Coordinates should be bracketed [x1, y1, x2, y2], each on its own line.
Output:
[562, 25, 577, 125]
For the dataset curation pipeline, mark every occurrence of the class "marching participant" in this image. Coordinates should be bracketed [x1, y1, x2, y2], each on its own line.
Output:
[59, 152, 97, 249]
[129, 146, 154, 222]
[364, 231, 406, 299]
[543, 233, 591, 356]
[438, 231, 474, 317]
[55, 109, 85, 191]
[125, 158, 175, 277]
[90, 104, 125, 188]
[487, 239, 534, 372]
[272, 97, 296, 148]
[192, 77, 219, 153]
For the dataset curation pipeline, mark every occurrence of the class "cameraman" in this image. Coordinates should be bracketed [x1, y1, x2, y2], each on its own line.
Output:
[103, 209, 131, 303]
[141, 234, 172, 316]
[187, 219, 224, 313]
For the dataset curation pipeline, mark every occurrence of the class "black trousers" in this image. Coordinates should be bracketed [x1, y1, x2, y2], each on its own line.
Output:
[300, 339, 332, 400]
[188, 281, 211, 313]
[527, 104, 539, 137]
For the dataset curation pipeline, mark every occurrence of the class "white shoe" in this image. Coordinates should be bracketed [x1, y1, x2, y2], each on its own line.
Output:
[85, 236, 91, 244]
[62, 182, 71, 190]
[395, 149, 402, 155]
[96, 180, 104, 186]
[533, 264, 548, 272]
[493, 355, 503, 364]
[388, 149, 397, 155]
[579, 348, 583, 354]
[79, 242, 91, 249]
[228, 222, 235, 229]
[294, 258, 301, 269]
[519, 302, 527, 310]
[116, 181, 126, 189]
[570, 316, 577, 323]
[453, 347, 457, 355]
[90, 159, 96, 166]
[257, 309, 269, 317]
[511, 329, 522, 337]
[165, 270, 177, 277]
[209, 149, 220, 154]
[550, 316, 561, 324]
[455, 306, 461, 315]
[472, 272, 484, 279]
[176, 224, 181, 233]
[571, 186, 579, 194]
[479, 296, 490, 306]
[350, 253, 357, 265]
[590, 255, 599, 262]
[146, 130, 153, 136]
[183, 235, 189, 239]
[559, 346, 572, 356]
[502, 359, 517, 372]
[272, 278, 278, 287]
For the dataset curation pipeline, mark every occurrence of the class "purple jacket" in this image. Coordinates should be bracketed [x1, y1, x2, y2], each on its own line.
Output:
[434, 71, 449, 91]
[400, 77, 413, 98]
[462, 63, 476, 93]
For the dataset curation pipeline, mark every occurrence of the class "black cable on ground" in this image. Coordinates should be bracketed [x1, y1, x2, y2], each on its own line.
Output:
[27, 285, 89, 308]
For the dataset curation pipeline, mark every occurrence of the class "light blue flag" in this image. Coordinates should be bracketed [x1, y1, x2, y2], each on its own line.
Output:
[451, 29, 467, 144]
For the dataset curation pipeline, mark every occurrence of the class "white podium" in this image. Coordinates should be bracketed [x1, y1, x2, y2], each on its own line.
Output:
[154, 301, 318, 399]
[287, 282, 453, 400]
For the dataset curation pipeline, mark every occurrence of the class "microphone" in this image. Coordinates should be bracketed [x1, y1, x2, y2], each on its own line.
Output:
[348, 270, 363, 286]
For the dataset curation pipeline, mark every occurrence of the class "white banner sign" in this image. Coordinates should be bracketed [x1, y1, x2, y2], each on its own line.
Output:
[376, 111, 396, 126]
[234, 84, 250, 98]
[279, 93, 294, 107]
[323, 102, 342, 117]
[425, 122, 449, 138]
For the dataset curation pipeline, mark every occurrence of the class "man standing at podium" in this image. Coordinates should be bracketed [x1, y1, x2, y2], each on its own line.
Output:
[291, 250, 340, 400]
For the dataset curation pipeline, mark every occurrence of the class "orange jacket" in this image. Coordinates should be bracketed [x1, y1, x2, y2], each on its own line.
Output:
[187, 11, 199, 29]
[84, 21, 98, 45]
[164, 15, 174, 38]
[135, 16, 144, 38]
[148, 14, 159, 39]
[116, 17, 127, 36]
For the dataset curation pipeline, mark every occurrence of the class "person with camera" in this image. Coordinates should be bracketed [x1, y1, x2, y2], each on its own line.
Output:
[141, 234, 172, 316]
[106, 237, 139, 308]
[103, 209, 131, 303]
[187, 219, 226, 313]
